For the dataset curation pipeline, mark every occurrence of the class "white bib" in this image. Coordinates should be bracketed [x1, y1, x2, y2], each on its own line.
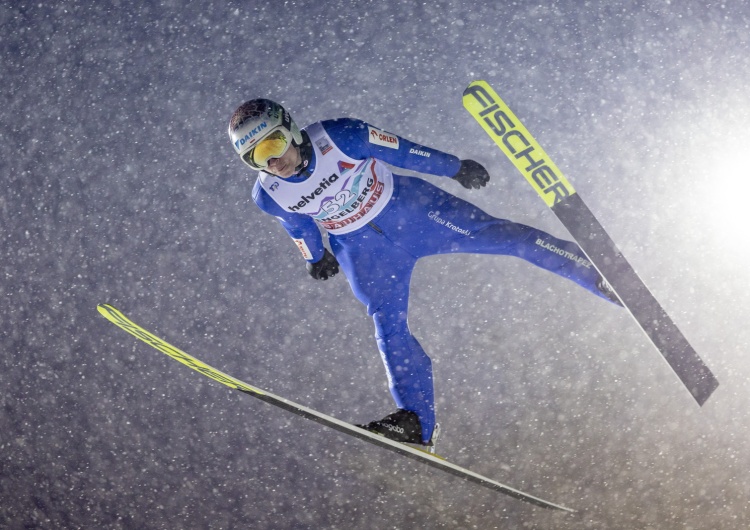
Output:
[258, 122, 394, 234]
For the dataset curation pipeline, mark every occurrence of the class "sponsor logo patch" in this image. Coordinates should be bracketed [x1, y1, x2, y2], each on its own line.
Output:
[368, 126, 399, 149]
[316, 137, 332, 155]
[293, 238, 313, 260]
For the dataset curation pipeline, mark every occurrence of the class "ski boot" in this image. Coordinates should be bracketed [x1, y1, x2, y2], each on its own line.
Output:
[356, 409, 440, 454]
[596, 277, 622, 306]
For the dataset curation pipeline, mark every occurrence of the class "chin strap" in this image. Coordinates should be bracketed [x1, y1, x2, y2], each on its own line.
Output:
[293, 130, 313, 178]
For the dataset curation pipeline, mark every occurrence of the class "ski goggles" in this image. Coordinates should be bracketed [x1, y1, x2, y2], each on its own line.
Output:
[241, 128, 293, 170]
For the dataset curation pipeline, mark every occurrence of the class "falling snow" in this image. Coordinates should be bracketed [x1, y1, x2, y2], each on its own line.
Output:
[2, 1, 750, 528]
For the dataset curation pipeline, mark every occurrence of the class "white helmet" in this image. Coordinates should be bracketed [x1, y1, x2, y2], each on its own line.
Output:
[228, 99, 303, 169]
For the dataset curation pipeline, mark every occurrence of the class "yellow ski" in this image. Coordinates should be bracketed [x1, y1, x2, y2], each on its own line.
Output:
[98, 303, 575, 512]
[463, 81, 718, 406]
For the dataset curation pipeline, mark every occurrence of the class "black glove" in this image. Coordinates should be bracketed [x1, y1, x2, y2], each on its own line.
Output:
[306, 249, 339, 280]
[452, 159, 490, 189]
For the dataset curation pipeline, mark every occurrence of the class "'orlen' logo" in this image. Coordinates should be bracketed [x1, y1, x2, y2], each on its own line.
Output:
[292, 238, 313, 260]
[368, 126, 399, 149]
[233, 121, 268, 151]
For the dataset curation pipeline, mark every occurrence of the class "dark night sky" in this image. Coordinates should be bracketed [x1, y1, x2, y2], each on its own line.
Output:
[3, 1, 750, 528]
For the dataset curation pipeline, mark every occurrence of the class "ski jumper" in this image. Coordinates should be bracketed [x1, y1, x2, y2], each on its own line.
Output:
[252, 118, 612, 443]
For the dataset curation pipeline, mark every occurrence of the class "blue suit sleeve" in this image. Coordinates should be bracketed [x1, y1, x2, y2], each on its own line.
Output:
[252, 178, 326, 262]
[322, 118, 462, 177]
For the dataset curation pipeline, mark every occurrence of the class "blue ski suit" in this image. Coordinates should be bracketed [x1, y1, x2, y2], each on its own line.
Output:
[252, 118, 613, 443]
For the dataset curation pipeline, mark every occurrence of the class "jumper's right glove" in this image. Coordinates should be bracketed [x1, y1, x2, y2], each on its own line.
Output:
[452, 159, 490, 189]
[306, 249, 339, 280]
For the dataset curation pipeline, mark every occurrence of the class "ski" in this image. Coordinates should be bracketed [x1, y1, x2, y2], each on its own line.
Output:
[97, 303, 575, 512]
[463, 80, 719, 406]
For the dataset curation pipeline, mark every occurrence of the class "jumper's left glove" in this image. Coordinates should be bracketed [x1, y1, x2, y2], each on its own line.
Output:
[452, 159, 490, 189]
[306, 249, 339, 280]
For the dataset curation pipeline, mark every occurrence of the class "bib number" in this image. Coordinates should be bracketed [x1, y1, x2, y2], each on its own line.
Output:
[321, 189, 354, 214]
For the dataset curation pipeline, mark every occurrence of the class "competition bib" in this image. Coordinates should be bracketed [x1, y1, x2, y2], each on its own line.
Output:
[258, 122, 394, 234]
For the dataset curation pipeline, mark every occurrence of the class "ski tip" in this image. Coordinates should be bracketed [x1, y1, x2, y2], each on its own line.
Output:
[97, 303, 116, 316]
[97, 303, 126, 324]
[462, 80, 486, 96]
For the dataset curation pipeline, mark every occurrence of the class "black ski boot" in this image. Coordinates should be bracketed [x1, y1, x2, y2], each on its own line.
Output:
[356, 409, 422, 443]
[356, 409, 440, 453]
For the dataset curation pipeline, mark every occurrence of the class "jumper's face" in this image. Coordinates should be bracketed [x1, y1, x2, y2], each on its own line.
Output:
[263, 144, 301, 178]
